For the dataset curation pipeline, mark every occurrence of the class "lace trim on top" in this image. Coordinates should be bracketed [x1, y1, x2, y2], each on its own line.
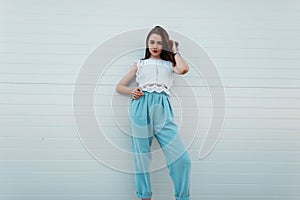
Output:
[141, 83, 170, 94]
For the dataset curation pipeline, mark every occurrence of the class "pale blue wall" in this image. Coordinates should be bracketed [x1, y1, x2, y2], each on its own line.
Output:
[0, 0, 300, 199]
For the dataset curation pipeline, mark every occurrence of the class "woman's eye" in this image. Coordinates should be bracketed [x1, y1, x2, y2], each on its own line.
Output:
[149, 40, 163, 45]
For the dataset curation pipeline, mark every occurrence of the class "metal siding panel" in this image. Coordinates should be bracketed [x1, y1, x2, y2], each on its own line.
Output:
[0, 0, 299, 199]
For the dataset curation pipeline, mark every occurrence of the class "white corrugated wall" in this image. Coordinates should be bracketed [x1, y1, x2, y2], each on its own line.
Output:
[0, 0, 299, 199]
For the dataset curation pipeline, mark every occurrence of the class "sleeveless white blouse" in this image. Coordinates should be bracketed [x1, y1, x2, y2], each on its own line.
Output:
[135, 58, 174, 95]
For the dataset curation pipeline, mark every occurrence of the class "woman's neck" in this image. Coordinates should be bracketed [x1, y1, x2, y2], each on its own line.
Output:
[150, 55, 161, 60]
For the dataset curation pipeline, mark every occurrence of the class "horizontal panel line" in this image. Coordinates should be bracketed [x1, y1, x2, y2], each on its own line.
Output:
[0, 26, 300, 31]
[1, 74, 300, 81]
[0, 182, 299, 186]
[0, 36, 300, 42]
[0, 195, 132, 197]
[1, 124, 299, 131]
[0, 136, 299, 140]
[0, 170, 299, 176]
[0, 96, 299, 101]
[0, 46, 300, 53]
[2, 72, 300, 77]
[0, 62, 78, 66]
[1, 159, 300, 164]
[188, 195, 300, 198]
[1, 103, 299, 110]
[1, 114, 300, 120]
[0, 93, 299, 99]
[1, 61, 300, 68]
[1, 43, 300, 54]
[0, 138, 299, 142]
[0, 148, 300, 153]
[1, 82, 300, 89]
[207, 46, 300, 51]
[1, 51, 300, 60]
[1, 11, 300, 21]
[0, 41, 92, 46]
[1, 64, 299, 70]
[1, 46, 300, 51]
[0, 195, 298, 198]
[0, 51, 86, 56]
[1, 69, 300, 75]
[1, 20, 300, 28]
[2, 92, 300, 99]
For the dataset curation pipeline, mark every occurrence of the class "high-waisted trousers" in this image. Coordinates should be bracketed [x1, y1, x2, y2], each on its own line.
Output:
[130, 91, 191, 200]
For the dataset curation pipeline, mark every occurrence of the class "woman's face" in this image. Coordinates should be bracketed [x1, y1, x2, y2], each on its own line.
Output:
[148, 33, 163, 58]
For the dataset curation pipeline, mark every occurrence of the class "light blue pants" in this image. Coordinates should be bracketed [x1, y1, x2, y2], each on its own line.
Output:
[130, 91, 191, 200]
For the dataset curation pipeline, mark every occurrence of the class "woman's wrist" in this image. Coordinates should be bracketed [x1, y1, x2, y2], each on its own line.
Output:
[173, 51, 181, 56]
[173, 50, 180, 55]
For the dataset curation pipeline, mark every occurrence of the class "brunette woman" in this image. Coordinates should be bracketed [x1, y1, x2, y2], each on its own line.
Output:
[116, 25, 191, 200]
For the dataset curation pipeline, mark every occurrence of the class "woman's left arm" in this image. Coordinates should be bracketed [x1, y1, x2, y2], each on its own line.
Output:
[173, 53, 189, 75]
[171, 40, 189, 75]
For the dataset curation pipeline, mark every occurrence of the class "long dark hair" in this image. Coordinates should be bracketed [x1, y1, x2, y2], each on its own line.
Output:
[142, 26, 177, 66]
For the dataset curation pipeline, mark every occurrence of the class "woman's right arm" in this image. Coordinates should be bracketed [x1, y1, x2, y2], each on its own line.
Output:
[116, 63, 139, 94]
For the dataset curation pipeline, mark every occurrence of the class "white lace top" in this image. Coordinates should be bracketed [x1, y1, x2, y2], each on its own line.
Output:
[135, 58, 174, 95]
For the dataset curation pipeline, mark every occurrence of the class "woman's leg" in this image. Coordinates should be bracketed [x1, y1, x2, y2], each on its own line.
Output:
[131, 136, 153, 199]
[130, 94, 153, 199]
[155, 125, 191, 200]
[153, 94, 191, 200]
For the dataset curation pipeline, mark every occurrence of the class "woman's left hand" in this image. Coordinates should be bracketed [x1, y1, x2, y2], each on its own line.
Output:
[170, 40, 178, 53]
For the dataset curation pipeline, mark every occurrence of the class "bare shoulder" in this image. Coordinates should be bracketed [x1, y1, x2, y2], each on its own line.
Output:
[129, 61, 138, 71]
[118, 61, 138, 83]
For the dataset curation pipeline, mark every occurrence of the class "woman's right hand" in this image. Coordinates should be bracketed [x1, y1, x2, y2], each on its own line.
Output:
[131, 87, 144, 100]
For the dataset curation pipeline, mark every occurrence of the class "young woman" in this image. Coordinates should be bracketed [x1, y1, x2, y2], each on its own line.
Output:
[116, 26, 191, 200]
